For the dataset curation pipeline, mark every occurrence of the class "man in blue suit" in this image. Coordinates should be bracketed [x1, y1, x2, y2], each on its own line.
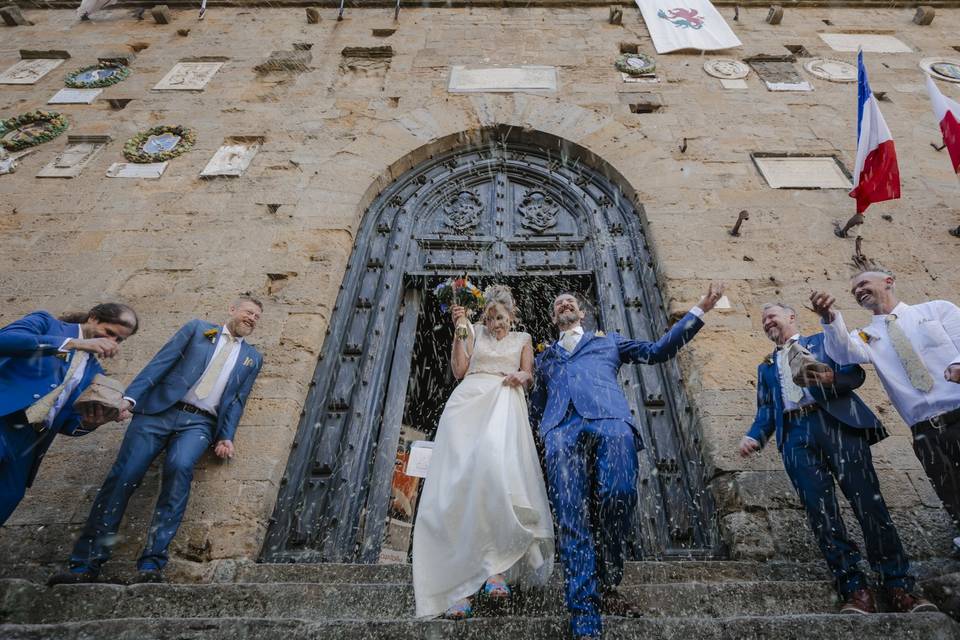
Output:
[740, 302, 935, 614]
[49, 296, 264, 584]
[1, 303, 139, 525]
[530, 283, 724, 639]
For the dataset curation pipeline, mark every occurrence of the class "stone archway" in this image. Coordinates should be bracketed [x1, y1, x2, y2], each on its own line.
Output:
[262, 126, 719, 563]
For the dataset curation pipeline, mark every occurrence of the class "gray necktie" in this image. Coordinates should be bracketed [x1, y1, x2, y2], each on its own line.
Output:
[561, 331, 577, 353]
[779, 343, 804, 403]
[25, 351, 89, 427]
[885, 314, 934, 393]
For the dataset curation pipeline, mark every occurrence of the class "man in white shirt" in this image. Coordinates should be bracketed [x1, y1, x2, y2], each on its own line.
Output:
[50, 297, 264, 585]
[811, 270, 960, 554]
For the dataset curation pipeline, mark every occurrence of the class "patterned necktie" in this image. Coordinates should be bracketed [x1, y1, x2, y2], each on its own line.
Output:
[561, 331, 577, 353]
[885, 314, 934, 393]
[194, 334, 236, 399]
[25, 351, 90, 427]
[778, 342, 804, 403]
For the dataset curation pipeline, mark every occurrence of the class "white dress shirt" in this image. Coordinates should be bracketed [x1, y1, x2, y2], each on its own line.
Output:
[822, 301, 960, 426]
[46, 325, 89, 428]
[181, 327, 243, 416]
[775, 334, 815, 412]
[559, 307, 705, 348]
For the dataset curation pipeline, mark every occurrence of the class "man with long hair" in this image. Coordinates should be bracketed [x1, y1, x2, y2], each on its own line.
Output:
[0, 303, 139, 525]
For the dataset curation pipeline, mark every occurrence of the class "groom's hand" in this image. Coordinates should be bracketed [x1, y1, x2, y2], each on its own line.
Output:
[738, 436, 761, 458]
[696, 281, 726, 314]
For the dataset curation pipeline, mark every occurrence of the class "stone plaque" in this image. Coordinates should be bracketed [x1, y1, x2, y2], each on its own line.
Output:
[106, 161, 168, 179]
[37, 136, 110, 178]
[0, 58, 64, 85]
[200, 139, 262, 177]
[720, 78, 748, 90]
[48, 88, 102, 104]
[747, 56, 812, 92]
[804, 58, 857, 83]
[818, 33, 911, 54]
[447, 66, 557, 93]
[620, 72, 659, 84]
[920, 57, 960, 83]
[754, 156, 852, 189]
[703, 59, 750, 80]
[152, 62, 223, 91]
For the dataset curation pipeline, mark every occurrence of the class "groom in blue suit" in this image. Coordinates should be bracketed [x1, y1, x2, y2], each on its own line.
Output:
[50, 296, 264, 584]
[531, 284, 724, 639]
[1, 303, 139, 525]
[740, 302, 933, 614]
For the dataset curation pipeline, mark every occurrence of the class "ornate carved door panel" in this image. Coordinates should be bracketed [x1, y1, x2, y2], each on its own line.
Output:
[262, 137, 719, 562]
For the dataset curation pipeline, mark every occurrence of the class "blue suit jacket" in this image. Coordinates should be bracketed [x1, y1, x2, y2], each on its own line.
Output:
[0, 311, 105, 483]
[746, 332, 886, 450]
[531, 311, 704, 442]
[124, 319, 262, 443]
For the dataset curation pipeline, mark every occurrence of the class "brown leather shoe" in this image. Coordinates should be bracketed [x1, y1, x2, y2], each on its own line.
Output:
[840, 588, 877, 614]
[600, 588, 644, 618]
[886, 588, 939, 613]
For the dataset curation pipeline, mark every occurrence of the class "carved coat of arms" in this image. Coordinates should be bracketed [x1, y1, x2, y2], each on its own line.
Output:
[657, 7, 705, 29]
[442, 190, 483, 233]
[518, 190, 560, 233]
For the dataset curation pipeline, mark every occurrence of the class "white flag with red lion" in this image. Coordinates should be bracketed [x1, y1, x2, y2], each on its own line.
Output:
[635, 0, 742, 53]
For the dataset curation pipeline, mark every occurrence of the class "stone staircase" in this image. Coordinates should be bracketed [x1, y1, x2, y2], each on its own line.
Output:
[1, 560, 959, 639]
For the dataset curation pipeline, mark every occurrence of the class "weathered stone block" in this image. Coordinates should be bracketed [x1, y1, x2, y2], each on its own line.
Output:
[151, 4, 171, 24]
[305, 7, 320, 23]
[913, 6, 935, 25]
[720, 511, 775, 560]
[0, 5, 33, 26]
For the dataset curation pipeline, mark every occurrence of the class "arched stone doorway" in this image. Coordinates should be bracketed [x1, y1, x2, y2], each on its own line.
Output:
[262, 127, 719, 563]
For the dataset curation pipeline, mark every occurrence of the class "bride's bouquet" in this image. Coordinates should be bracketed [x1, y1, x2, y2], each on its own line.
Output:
[433, 275, 485, 340]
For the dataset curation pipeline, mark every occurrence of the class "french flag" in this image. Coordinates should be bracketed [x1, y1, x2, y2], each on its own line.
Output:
[849, 51, 901, 214]
[926, 74, 960, 175]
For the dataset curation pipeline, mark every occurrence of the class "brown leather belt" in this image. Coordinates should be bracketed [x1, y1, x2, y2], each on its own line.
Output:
[913, 406, 960, 432]
[783, 404, 819, 422]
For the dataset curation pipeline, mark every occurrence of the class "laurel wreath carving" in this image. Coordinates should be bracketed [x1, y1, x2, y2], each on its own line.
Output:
[615, 53, 656, 76]
[123, 125, 196, 163]
[0, 110, 68, 152]
[65, 63, 131, 88]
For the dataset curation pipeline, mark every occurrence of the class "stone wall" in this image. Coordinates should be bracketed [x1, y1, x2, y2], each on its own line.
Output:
[0, 4, 958, 574]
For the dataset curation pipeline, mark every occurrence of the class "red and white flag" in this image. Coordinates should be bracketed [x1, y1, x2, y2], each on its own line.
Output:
[926, 74, 960, 175]
[849, 52, 900, 214]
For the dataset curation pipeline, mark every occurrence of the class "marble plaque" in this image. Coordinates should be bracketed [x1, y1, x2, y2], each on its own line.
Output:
[200, 141, 262, 177]
[37, 136, 110, 178]
[720, 78, 748, 90]
[48, 88, 102, 104]
[920, 57, 960, 83]
[754, 156, 852, 189]
[765, 80, 812, 92]
[153, 62, 223, 91]
[804, 58, 857, 83]
[0, 58, 65, 85]
[818, 33, 911, 54]
[106, 162, 168, 179]
[704, 59, 750, 80]
[621, 72, 659, 84]
[448, 66, 557, 93]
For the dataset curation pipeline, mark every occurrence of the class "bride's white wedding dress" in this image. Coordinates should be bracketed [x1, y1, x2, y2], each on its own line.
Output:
[412, 324, 555, 618]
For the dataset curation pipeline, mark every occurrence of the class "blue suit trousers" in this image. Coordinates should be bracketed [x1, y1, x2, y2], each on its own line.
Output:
[544, 407, 639, 639]
[781, 410, 912, 596]
[0, 412, 51, 526]
[70, 405, 215, 572]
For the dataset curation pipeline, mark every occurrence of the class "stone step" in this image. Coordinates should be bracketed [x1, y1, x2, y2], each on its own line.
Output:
[1, 613, 957, 640]
[1, 578, 852, 623]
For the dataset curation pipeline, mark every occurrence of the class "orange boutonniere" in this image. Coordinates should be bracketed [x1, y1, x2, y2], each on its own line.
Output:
[595, 330, 606, 338]
[203, 328, 219, 343]
[536, 342, 547, 353]
[858, 330, 874, 344]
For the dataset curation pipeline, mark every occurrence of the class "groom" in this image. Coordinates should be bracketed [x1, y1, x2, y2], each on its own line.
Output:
[531, 284, 724, 639]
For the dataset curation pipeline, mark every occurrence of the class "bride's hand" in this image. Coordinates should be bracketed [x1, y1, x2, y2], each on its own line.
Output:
[450, 305, 466, 327]
[503, 371, 531, 388]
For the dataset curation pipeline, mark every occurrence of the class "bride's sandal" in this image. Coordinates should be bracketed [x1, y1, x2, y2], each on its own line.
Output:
[442, 598, 474, 620]
[482, 574, 511, 599]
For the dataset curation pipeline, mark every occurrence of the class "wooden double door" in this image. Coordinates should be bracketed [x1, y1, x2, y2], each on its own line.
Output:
[262, 134, 720, 563]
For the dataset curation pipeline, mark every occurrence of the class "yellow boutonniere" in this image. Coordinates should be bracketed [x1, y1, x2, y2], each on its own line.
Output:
[536, 342, 547, 353]
[595, 330, 606, 338]
[858, 330, 873, 344]
[203, 328, 219, 343]
[763, 354, 774, 365]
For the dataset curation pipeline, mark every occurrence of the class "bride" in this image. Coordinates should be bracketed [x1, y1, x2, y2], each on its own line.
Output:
[412, 285, 555, 619]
